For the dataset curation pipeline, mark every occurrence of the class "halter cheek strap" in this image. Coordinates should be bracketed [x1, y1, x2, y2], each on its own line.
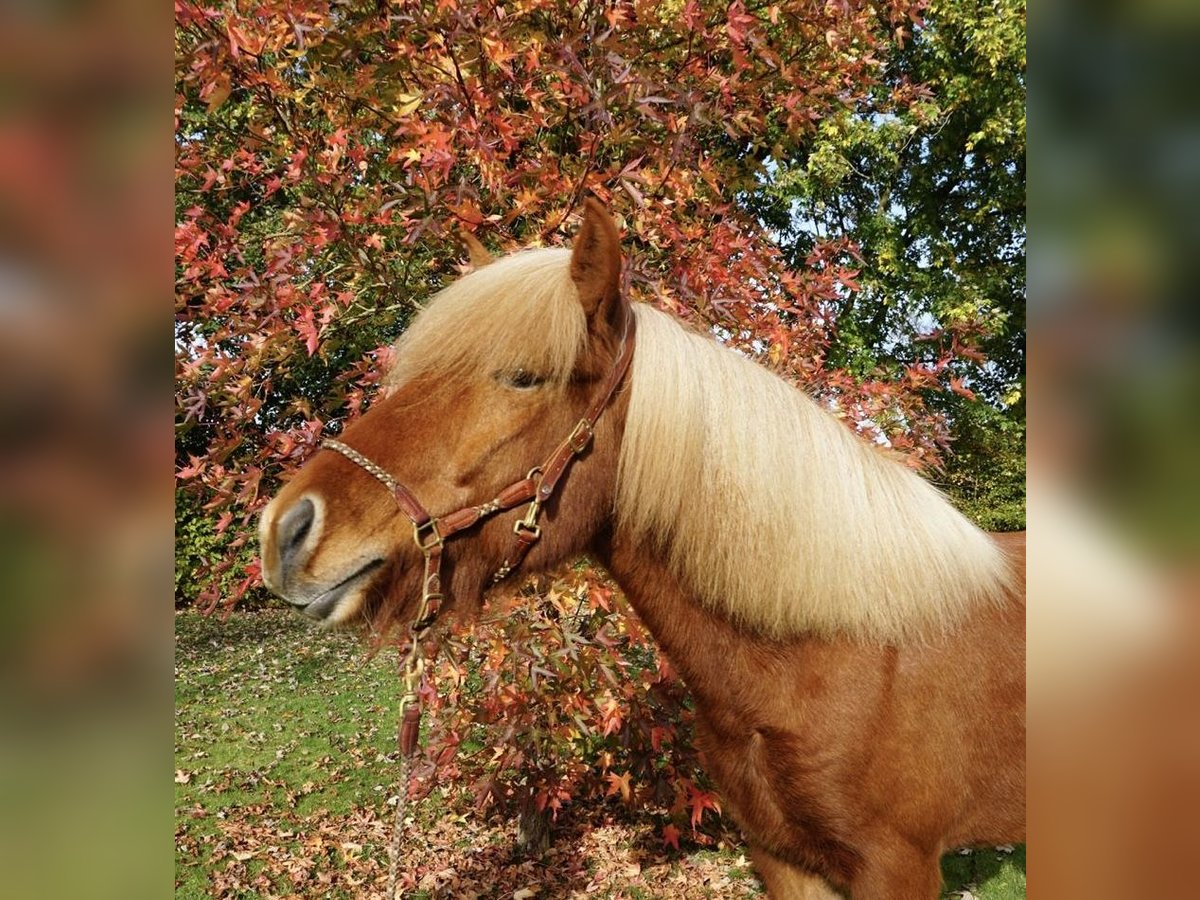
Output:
[318, 314, 635, 755]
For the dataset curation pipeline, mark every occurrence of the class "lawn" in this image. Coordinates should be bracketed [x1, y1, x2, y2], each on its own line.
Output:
[175, 608, 1025, 898]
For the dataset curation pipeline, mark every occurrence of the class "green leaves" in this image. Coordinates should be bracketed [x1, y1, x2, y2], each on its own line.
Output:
[746, 0, 1025, 520]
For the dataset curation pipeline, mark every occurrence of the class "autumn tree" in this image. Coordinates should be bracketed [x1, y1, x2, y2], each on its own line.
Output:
[176, 0, 1025, 845]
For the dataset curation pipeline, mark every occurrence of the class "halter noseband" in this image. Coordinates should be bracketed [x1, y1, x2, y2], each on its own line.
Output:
[320, 313, 636, 643]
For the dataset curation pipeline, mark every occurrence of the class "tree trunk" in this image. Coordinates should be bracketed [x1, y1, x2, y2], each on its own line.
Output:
[514, 790, 551, 857]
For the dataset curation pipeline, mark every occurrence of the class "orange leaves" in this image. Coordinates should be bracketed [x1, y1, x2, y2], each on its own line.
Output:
[588, 583, 614, 612]
[661, 822, 681, 851]
[949, 375, 977, 401]
[225, 21, 264, 59]
[204, 72, 231, 113]
[599, 696, 624, 736]
[447, 199, 487, 227]
[480, 35, 517, 77]
[604, 770, 633, 804]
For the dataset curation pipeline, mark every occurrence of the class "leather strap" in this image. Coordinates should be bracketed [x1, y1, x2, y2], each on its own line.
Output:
[437, 476, 539, 537]
[393, 482, 434, 527]
[537, 318, 636, 502]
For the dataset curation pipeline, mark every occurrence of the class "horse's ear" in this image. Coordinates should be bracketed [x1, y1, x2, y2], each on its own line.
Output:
[459, 229, 494, 268]
[570, 198, 623, 328]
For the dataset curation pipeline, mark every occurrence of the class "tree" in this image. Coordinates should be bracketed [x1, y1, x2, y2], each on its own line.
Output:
[745, 0, 1026, 524]
[175, 0, 1025, 843]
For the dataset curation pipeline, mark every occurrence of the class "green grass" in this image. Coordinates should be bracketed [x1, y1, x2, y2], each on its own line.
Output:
[175, 608, 407, 897]
[175, 608, 1024, 897]
[942, 845, 1026, 898]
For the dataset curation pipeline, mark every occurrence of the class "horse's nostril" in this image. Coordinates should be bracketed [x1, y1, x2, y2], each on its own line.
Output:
[277, 498, 315, 573]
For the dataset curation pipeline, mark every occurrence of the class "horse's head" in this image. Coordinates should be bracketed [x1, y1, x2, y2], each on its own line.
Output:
[258, 200, 631, 633]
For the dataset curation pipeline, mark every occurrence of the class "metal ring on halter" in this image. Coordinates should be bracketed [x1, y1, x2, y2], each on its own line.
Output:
[412, 518, 443, 552]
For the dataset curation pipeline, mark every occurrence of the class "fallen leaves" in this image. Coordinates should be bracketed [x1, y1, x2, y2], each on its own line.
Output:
[176, 609, 759, 898]
[176, 609, 1020, 897]
[184, 805, 762, 899]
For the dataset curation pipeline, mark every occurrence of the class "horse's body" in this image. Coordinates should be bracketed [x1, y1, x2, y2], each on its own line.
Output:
[259, 201, 1026, 898]
[602, 528, 1025, 897]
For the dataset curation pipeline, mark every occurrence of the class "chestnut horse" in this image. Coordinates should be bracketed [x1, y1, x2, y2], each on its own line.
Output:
[259, 200, 1026, 899]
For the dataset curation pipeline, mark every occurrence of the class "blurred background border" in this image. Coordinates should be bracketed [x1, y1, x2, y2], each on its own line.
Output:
[0, 0, 171, 897]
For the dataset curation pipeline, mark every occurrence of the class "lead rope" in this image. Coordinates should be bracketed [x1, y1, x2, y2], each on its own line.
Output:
[385, 556, 439, 900]
[386, 633, 423, 899]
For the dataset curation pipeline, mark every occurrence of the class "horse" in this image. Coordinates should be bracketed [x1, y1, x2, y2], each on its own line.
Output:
[258, 199, 1026, 899]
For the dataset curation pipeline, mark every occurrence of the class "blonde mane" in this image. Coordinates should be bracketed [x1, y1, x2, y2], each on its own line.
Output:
[386, 248, 587, 388]
[616, 304, 1013, 643]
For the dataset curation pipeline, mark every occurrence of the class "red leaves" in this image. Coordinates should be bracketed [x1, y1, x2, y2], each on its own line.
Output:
[284, 148, 307, 182]
[725, 1, 759, 49]
[295, 307, 319, 356]
[176, 456, 205, 480]
[650, 725, 672, 753]
[688, 786, 722, 829]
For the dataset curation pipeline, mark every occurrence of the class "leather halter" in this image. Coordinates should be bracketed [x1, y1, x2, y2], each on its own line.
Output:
[320, 313, 636, 638]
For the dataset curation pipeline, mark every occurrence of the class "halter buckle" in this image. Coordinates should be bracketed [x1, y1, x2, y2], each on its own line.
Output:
[412, 518, 443, 552]
[567, 419, 593, 453]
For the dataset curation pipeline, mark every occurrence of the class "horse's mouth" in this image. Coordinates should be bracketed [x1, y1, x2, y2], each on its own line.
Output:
[299, 559, 384, 621]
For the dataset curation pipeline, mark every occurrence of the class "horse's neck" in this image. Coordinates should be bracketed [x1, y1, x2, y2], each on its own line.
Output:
[595, 530, 745, 697]
[592, 528, 874, 718]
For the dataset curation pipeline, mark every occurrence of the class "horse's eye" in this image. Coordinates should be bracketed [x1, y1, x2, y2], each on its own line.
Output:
[501, 368, 544, 390]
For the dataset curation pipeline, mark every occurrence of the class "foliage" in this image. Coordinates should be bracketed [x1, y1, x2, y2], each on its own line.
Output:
[744, 0, 1026, 520]
[175, 0, 1025, 857]
[175, 488, 253, 607]
[418, 567, 721, 847]
[938, 398, 1026, 532]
